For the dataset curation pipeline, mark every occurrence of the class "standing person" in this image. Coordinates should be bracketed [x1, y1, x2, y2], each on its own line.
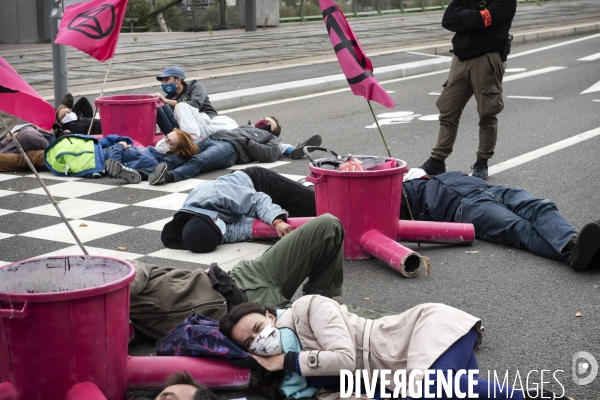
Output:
[419, 0, 516, 180]
[153, 66, 217, 134]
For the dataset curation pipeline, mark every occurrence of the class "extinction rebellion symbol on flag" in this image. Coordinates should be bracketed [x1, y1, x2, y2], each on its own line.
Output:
[322, 6, 372, 85]
[67, 4, 116, 40]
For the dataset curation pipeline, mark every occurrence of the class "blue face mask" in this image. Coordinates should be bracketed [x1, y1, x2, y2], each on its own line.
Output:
[161, 81, 178, 94]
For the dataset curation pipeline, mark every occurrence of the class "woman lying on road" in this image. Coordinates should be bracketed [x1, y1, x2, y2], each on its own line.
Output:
[54, 96, 101, 135]
[160, 167, 316, 253]
[220, 296, 573, 400]
[103, 128, 199, 183]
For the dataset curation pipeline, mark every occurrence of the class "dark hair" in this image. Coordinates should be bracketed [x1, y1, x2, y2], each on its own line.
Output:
[164, 371, 218, 400]
[220, 303, 284, 400]
[219, 302, 276, 345]
[269, 116, 281, 137]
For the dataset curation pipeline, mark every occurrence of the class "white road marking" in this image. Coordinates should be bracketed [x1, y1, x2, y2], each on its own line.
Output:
[488, 127, 600, 176]
[581, 80, 600, 94]
[593, 99, 600, 102]
[506, 96, 553, 100]
[220, 69, 449, 114]
[503, 67, 566, 82]
[578, 52, 600, 61]
[505, 68, 527, 73]
[405, 52, 446, 58]
[509, 33, 600, 59]
[428, 92, 441, 95]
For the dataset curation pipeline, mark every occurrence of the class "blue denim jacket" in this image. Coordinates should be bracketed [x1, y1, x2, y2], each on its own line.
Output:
[180, 171, 288, 243]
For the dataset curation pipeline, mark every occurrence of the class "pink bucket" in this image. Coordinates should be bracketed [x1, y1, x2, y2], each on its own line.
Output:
[95, 94, 163, 147]
[307, 158, 408, 259]
[0, 256, 135, 400]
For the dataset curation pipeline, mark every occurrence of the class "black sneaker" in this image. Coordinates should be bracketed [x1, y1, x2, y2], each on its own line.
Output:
[525, 388, 574, 399]
[419, 156, 446, 176]
[148, 162, 172, 185]
[104, 159, 141, 184]
[290, 135, 322, 159]
[471, 158, 488, 180]
[569, 220, 600, 271]
[61, 92, 74, 109]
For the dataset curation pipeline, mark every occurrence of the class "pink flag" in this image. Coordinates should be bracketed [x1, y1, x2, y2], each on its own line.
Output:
[318, 0, 394, 108]
[55, 0, 128, 62]
[0, 57, 55, 130]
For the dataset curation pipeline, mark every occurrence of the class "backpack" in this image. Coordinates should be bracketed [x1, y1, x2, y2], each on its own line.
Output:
[44, 134, 104, 178]
[156, 313, 249, 360]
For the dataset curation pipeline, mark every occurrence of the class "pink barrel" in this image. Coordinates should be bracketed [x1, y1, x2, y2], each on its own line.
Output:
[0, 256, 135, 400]
[307, 159, 408, 259]
[95, 95, 163, 147]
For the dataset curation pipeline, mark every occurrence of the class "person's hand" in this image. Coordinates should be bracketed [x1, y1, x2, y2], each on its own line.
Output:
[6, 131, 17, 142]
[250, 353, 285, 371]
[118, 141, 131, 149]
[275, 221, 293, 238]
[153, 92, 166, 101]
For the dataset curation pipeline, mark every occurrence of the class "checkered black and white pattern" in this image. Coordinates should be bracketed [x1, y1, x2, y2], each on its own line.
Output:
[0, 161, 304, 272]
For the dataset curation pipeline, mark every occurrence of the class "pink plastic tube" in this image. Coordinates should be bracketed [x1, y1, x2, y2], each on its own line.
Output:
[397, 220, 474, 244]
[65, 382, 107, 400]
[127, 356, 250, 390]
[251, 217, 314, 239]
[360, 230, 430, 278]
[0, 383, 19, 400]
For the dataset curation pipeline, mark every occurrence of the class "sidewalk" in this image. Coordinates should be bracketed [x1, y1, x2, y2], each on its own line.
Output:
[1, 0, 599, 107]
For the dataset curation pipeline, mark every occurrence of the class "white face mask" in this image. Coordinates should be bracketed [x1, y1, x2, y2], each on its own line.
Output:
[154, 138, 171, 154]
[248, 313, 282, 356]
[61, 112, 77, 124]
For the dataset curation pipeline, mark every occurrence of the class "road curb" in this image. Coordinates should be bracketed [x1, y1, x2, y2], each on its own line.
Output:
[209, 21, 600, 110]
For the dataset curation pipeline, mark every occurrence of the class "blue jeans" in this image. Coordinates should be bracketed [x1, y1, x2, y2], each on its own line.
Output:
[162, 139, 236, 182]
[156, 104, 179, 133]
[417, 329, 525, 399]
[455, 186, 576, 262]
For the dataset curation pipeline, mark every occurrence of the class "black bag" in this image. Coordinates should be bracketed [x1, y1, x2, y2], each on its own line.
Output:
[500, 34, 513, 62]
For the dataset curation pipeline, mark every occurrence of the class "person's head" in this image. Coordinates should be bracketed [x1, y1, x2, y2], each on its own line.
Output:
[155, 371, 218, 400]
[55, 105, 70, 123]
[165, 129, 199, 159]
[220, 303, 281, 354]
[220, 303, 286, 400]
[181, 213, 223, 253]
[156, 66, 186, 95]
[254, 116, 281, 137]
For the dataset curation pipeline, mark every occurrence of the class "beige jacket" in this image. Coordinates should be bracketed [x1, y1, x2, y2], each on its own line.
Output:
[275, 295, 482, 393]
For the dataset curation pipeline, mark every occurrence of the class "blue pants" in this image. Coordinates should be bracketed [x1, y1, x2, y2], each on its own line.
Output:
[162, 139, 236, 182]
[156, 104, 179, 133]
[455, 186, 576, 262]
[417, 329, 525, 399]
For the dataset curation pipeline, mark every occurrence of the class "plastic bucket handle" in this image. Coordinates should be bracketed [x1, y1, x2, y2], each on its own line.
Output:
[0, 302, 29, 319]
[305, 172, 326, 184]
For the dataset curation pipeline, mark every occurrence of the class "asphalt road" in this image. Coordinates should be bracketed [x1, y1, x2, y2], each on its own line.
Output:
[124, 33, 600, 399]
[190, 33, 599, 399]
[3, 32, 600, 399]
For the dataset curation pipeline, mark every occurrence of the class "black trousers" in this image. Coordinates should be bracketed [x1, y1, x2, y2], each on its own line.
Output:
[242, 166, 316, 218]
[72, 97, 94, 119]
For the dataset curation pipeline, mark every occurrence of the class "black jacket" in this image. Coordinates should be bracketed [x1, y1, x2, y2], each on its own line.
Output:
[210, 126, 281, 164]
[444, 0, 516, 61]
[62, 117, 102, 135]
[167, 80, 218, 117]
[402, 171, 491, 222]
